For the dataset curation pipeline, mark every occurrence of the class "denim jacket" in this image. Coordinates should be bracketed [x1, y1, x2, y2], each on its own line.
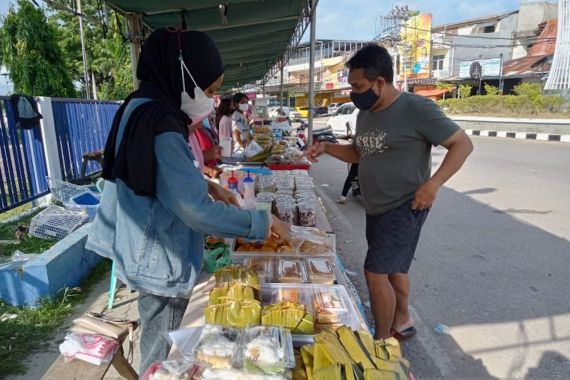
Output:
[86, 99, 269, 298]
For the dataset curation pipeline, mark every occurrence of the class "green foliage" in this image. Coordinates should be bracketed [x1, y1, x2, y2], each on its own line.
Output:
[484, 83, 499, 96]
[513, 82, 543, 99]
[0, 208, 55, 257]
[438, 93, 566, 116]
[48, 1, 133, 100]
[458, 84, 472, 99]
[0, 0, 76, 97]
[0, 259, 111, 375]
[437, 83, 454, 92]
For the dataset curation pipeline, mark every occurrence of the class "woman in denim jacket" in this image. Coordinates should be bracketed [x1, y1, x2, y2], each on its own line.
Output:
[86, 29, 289, 372]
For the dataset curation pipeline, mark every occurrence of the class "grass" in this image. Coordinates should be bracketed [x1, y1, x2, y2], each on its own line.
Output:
[0, 258, 112, 376]
[0, 203, 33, 223]
[0, 207, 56, 257]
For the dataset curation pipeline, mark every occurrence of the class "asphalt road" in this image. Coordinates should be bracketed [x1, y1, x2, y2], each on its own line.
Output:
[310, 136, 570, 379]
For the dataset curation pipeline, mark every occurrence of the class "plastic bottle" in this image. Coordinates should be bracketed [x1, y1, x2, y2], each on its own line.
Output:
[228, 171, 239, 191]
[242, 171, 256, 209]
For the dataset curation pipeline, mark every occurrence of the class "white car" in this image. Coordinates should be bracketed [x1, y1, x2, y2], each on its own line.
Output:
[327, 102, 358, 137]
[328, 102, 344, 115]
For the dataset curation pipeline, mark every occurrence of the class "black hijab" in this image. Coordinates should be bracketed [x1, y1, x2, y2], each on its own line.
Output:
[102, 28, 224, 196]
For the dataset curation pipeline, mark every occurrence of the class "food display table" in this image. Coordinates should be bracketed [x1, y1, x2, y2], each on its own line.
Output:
[168, 200, 368, 361]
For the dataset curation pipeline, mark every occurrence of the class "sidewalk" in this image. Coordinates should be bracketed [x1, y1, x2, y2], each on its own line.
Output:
[6, 274, 141, 380]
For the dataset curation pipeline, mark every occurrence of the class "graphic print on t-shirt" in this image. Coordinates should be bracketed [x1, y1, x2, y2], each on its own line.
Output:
[356, 129, 388, 157]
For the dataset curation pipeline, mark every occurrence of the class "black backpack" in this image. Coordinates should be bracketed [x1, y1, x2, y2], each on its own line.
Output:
[10, 94, 43, 130]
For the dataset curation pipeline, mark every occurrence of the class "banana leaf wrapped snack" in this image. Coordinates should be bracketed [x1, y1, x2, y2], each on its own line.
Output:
[261, 301, 315, 335]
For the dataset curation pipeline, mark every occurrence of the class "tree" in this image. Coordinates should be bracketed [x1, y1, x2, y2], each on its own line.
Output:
[0, 0, 76, 97]
[47, 0, 133, 100]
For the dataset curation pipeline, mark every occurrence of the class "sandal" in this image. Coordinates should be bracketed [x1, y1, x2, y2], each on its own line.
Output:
[390, 326, 417, 341]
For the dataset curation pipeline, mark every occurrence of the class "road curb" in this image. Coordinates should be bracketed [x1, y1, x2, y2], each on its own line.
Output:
[465, 129, 570, 143]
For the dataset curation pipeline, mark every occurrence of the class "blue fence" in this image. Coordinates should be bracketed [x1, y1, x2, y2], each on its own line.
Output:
[52, 99, 120, 181]
[0, 98, 49, 212]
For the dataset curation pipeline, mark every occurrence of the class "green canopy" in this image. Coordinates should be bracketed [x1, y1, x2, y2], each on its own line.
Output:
[104, 0, 311, 89]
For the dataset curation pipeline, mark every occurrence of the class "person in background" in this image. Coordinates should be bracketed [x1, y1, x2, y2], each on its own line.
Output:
[305, 44, 473, 341]
[217, 97, 234, 141]
[232, 92, 251, 148]
[86, 28, 290, 373]
[337, 163, 359, 204]
[194, 117, 222, 178]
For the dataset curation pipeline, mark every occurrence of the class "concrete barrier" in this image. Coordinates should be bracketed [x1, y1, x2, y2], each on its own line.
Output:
[0, 223, 100, 306]
[451, 115, 570, 135]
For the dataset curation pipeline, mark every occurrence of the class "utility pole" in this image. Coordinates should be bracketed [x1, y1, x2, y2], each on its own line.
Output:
[77, 0, 90, 99]
[307, 0, 317, 146]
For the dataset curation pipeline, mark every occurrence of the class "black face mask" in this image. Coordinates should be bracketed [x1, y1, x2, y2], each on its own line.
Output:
[350, 82, 380, 110]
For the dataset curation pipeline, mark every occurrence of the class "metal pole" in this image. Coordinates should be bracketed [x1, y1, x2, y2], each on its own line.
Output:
[307, 0, 316, 146]
[77, 0, 90, 99]
[498, 53, 504, 95]
[280, 63, 284, 109]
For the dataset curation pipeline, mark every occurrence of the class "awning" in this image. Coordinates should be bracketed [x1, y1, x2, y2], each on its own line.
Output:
[104, 0, 312, 89]
[414, 88, 450, 97]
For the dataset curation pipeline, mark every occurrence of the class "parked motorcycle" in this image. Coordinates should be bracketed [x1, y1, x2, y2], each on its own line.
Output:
[296, 121, 338, 147]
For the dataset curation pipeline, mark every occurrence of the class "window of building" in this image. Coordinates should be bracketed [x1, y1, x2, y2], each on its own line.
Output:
[483, 24, 496, 33]
[432, 55, 445, 71]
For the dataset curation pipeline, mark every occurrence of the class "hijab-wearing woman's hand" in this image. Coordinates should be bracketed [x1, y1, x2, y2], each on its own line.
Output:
[208, 181, 240, 207]
[270, 216, 291, 243]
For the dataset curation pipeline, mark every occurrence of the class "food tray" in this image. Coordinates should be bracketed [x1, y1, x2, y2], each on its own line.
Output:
[239, 256, 337, 285]
[259, 283, 367, 345]
[230, 233, 336, 259]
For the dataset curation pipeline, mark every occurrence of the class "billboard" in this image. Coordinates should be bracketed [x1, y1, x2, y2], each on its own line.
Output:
[399, 13, 432, 79]
[459, 58, 502, 78]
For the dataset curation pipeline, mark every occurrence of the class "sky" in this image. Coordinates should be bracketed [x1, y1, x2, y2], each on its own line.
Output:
[0, 0, 555, 94]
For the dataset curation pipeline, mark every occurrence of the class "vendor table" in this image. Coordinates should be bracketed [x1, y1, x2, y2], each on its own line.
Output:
[168, 197, 368, 361]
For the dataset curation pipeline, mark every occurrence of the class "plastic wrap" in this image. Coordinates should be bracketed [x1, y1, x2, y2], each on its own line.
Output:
[277, 258, 307, 283]
[141, 360, 201, 380]
[305, 258, 335, 285]
[215, 265, 260, 288]
[193, 325, 243, 369]
[242, 326, 295, 375]
[245, 257, 274, 283]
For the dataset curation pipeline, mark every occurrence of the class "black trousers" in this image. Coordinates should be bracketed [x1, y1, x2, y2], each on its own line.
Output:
[341, 164, 359, 196]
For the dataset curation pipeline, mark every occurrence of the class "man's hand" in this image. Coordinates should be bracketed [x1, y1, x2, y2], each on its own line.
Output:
[203, 146, 222, 162]
[209, 182, 240, 207]
[271, 216, 290, 242]
[412, 179, 440, 210]
[303, 142, 327, 162]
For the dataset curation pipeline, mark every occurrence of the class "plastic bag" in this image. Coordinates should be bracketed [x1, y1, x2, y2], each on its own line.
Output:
[203, 246, 232, 274]
[245, 140, 264, 159]
[141, 360, 201, 380]
[59, 332, 119, 366]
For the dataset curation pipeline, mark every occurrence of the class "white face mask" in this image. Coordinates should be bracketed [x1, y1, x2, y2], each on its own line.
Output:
[179, 56, 214, 126]
[239, 103, 249, 112]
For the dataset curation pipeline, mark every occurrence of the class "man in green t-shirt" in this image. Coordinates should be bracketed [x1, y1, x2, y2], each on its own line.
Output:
[306, 44, 473, 340]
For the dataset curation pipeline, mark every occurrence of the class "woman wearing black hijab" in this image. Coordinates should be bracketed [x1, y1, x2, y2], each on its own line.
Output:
[86, 29, 289, 371]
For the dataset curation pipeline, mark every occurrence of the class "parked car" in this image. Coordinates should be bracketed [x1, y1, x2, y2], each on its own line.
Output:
[328, 102, 345, 115]
[327, 102, 358, 137]
[289, 109, 302, 121]
[295, 106, 309, 118]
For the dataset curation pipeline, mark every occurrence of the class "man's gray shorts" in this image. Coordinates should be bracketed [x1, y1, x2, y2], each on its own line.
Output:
[365, 199, 429, 274]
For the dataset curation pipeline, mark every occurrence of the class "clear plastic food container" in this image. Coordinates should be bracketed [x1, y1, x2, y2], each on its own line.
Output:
[305, 258, 335, 285]
[242, 326, 295, 375]
[191, 325, 243, 369]
[277, 258, 307, 283]
[297, 202, 316, 227]
[245, 257, 275, 283]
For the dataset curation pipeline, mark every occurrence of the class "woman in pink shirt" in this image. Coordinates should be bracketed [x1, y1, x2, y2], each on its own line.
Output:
[217, 98, 233, 140]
